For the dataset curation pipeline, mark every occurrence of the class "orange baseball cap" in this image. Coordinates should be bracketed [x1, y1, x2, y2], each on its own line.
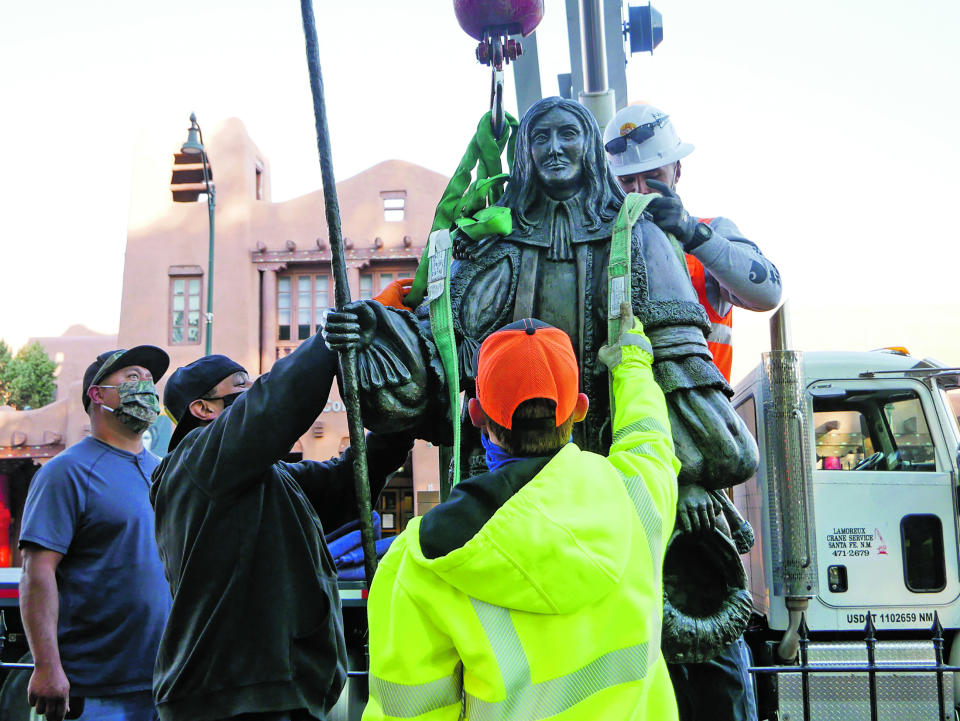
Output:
[476, 318, 579, 429]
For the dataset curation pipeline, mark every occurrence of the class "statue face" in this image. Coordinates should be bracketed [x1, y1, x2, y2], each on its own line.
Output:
[529, 107, 586, 199]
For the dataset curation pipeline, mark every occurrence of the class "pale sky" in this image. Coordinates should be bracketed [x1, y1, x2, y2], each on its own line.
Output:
[2, 0, 958, 378]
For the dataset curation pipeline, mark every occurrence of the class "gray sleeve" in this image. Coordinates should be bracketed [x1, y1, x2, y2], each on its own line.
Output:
[689, 217, 782, 313]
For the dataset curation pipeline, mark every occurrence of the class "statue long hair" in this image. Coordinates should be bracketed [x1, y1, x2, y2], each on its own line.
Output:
[498, 96, 625, 237]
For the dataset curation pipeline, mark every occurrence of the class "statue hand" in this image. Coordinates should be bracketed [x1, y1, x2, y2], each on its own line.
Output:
[452, 232, 500, 261]
[667, 386, 760, 489]
[322, 300, 377, 351]
[676, 483, 722, 535]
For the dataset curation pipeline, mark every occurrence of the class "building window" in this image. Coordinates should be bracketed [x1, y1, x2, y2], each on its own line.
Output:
[381, 190, 407, 222]
[170, 276, 202, 345]
[359, 274, 374, 299]
[255, 164, 264, 200]
[383, 198, 404, 222]
[278, 272, 331, 342]
[359, 266, 415, 300]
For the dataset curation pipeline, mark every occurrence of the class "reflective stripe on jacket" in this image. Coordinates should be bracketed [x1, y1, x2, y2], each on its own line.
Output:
[362, 338, 680, 721]
[686, 217, 733, 381]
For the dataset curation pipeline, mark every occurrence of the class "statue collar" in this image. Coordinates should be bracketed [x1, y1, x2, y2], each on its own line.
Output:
[501, 193, 618, 254]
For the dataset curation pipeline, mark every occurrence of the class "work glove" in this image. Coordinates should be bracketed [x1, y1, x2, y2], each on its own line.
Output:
[372, 277, 415, 310]
[645, 179, 708, 251]
[597, 302, 654, 371]
[322, 300, 377, 352]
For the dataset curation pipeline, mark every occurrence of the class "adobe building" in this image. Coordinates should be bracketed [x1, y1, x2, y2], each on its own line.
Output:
[0, 119, 451, 565]
[0, 325, 118, 566]
[119, 117, 448, 534]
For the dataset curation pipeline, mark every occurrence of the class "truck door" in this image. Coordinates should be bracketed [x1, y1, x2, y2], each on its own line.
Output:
[809, 378, 960, 630]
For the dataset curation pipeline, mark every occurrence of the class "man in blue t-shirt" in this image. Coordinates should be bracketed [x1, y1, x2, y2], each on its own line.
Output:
[19, 346, 172, 721]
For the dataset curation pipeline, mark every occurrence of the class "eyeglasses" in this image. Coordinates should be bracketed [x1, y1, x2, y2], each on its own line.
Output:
[603, 115, 670, 155]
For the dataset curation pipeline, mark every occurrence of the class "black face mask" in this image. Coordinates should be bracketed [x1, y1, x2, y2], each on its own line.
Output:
[208, 391, 243, 410]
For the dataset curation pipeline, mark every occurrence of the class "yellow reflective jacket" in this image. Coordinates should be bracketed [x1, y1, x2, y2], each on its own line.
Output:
[363, 338, 680, 721]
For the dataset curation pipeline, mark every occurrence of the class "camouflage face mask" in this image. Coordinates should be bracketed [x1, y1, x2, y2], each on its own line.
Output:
[98, 380, 161, 434]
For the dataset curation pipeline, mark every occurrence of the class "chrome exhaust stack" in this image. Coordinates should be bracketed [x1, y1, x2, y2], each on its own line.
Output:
[762, 303, 818, 662]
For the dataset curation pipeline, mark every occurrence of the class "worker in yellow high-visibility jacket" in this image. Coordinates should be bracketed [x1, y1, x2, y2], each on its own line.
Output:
[363, 307, 679, 721]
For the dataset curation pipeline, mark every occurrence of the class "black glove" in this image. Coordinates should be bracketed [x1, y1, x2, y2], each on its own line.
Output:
[645, 179, 709, 251]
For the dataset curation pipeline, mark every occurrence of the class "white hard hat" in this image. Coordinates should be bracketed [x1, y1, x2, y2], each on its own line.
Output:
[603, 104, 694, 176]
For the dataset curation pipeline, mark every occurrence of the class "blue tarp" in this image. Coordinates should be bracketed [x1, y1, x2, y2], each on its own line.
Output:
[325, 512, 397, 580]
[334, 537, 397, 568]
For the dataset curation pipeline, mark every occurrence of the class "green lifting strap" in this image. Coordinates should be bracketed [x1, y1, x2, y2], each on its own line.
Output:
[407, 111, 518, 309]
[407, 111, 518, 496]
[423, 228, 461, 495]
[607, 192, 658, 415]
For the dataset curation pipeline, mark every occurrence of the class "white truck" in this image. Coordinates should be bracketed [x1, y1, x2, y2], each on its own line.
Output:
[731, 307, 960, 720]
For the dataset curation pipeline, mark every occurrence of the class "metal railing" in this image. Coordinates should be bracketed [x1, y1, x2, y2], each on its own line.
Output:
[5, 607, 957, 720]
[0, 610, 86, 718]
[0, 610, 31, 670]
[749, 611, 958, 721]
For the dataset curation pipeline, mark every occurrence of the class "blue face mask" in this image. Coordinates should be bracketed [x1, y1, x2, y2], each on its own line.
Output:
[481, 432, 525, 472]
[481, 429, 575, 472]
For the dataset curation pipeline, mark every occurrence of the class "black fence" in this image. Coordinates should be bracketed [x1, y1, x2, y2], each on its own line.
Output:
[5, 609, 959, 721]
[749, 611, 959, 721]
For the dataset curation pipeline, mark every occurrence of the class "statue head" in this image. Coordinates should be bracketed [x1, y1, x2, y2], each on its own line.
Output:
[528, 105, 587, 200]
[499, 97, 624, 236]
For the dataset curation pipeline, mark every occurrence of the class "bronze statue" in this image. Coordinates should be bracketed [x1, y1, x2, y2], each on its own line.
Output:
[329, 97, 757, 497]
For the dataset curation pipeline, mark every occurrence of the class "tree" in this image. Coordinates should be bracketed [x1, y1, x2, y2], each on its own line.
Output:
[0, 340, 11, 405]
[1, 342, 57, 410]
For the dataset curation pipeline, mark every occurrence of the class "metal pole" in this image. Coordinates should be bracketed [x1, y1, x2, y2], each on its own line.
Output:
[299, 0, 377, 586]
[576, 0, 616, 130]
[932, 611, 947, 721]
[602, 0, 628, 111]
[204, 151, 215, 356]
[512, 30, 542, 118]
[193, 118, 216, 357]
[564, 0, 585, 99]
[865, 613, 879, 721]
[769, 301, 792, 352]
[799, 613, 811, 721]
[580, 0, 607, 93]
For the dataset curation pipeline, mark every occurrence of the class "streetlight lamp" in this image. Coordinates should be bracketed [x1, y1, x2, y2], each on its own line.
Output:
[170, 113, 216, 355]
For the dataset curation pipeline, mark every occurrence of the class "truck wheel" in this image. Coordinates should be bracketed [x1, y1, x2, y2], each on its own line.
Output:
[0, 653, 32, 721]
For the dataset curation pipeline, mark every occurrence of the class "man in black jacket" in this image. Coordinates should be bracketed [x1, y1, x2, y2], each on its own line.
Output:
[150, 330, 413, 721]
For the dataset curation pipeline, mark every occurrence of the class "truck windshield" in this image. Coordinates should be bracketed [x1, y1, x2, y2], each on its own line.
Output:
[813, 388, 936, 472]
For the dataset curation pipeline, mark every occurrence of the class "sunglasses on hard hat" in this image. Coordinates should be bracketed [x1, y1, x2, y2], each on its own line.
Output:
[603, 115, 670, 155]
